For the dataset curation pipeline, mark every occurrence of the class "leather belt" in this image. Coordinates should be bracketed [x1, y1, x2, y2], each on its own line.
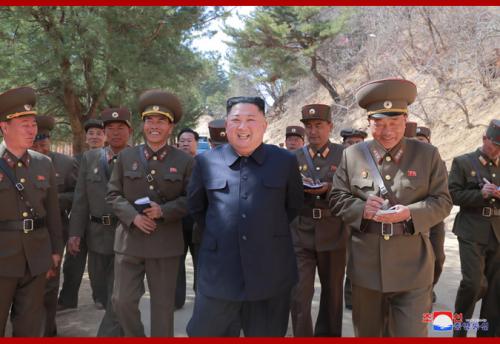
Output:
[364, 220, 410, 240]
[90, 215, 118, 226]
[300, 208, 332, 220]
[0, 218, 46, 234]
[462, 207, 500, 217]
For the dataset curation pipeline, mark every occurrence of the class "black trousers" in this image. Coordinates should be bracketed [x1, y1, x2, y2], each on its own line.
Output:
[58, 240, 88, 308]
[454, 230, 500, 337]
[175, 216, 198, 309]
[187, 290, 292, 337]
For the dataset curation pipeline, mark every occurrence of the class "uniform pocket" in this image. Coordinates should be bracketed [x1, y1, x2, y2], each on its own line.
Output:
[163, 173, 182, 182]
[206, 179, 227, 191]
[86, 173, 102, 183]
[352, 177, 374, 190]
[34, 179, 50, 190]
[262, 177, 286, 189]
[124, 171, 142, 179]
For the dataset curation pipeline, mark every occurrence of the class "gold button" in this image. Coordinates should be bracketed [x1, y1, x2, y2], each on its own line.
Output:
[20, 178, 26, 183]
[153, 156, 157, 161]
[493, 173, 496, 178]
[316, 167, 320, 171]
[385, 175, 391, 181]
[385, 156, 392, 162]
[490, 162, 493, 166]
[17, 162, 23, 167]
[22, 212, 28, 217]
[492, 198, 496, 203]
[151, 170, 156, 175]
[317, 153, 321, 157]
[149, 185, 154, 190]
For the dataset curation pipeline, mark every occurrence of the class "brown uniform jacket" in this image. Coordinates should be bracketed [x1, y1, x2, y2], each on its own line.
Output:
[449, 148, 500, 244]
[48, 151, 78, 239]
[329, 138, 452, 292]
[291, 141, 347, 251]
[106, 144, 194, 258]
[69, 147, 118, 255]
[0, 143, 63, 277]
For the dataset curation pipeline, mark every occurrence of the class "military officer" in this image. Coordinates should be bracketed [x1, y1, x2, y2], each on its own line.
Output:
[414, 126, 446, 304]
[175, 128, 199, 310]
[290, 104, 347, 337]
[67, 108, 132, 336]
[449, 119, 500, 337]
[208, 119, 227, 148]
[58, 117, 105, 312]
[106, 89, 193, 337]
[0, 86, 63, 337]
[339, 128, 368, 311]
[285, 125, 305, 151]
[187, 96, 303, 337]
[32, 115, 78, 337]
[329, 78, 452, 337]
[340, 128, 368, 147]
[83, 118, 106, 151]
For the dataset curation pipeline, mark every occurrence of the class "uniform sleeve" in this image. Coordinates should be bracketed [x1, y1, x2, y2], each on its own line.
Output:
[286, 155, 304, 223]
[45, 162, 64, 255]
[187, 156, 207, 230]
[408, 147, 453, 234]
[106, 153, 138, 227]
[58, 156, 78, 213]
[69, 154, 89, 238]
[160, 157, 193, 223]
[328, 149, 367, 231]
[448, 156, 485, 207]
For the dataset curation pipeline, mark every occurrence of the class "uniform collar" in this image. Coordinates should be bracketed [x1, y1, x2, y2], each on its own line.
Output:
[144, 144, 169, 161]
[308, 141, 331, 159]
[223, 143, 267, 167]
[370, 138, 405, 165]
[0, 143, 30, 168]
[477, 148, 499, 167]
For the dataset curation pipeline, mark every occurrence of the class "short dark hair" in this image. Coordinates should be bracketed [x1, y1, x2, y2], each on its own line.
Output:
[226, 96, 265, 115]
[177, 128, 199, 141]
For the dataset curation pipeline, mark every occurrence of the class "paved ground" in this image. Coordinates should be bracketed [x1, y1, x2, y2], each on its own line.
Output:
[5, 208, 483, 337]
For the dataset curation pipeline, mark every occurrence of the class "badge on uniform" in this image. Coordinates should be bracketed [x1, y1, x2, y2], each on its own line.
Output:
[361, 170, 368, 179]
[93, 167, 99, 174]
[299, 165, 303, 171]
[55, 173, 60, 177]
[170, 167, 177, 173]
[407, 170, 417, 177]
[330, 165, 337, 172]
[37, 175, 45, 181]
[132, 162, 138, 171]
[302, 164, 308, 171]
[471, 171, 477, 177]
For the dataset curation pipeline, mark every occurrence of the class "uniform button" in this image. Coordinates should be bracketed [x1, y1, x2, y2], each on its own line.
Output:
[20, 178, 26, 183]
[489, 162, 493, 166]
[151, 170, 156, 175]
[17, 162, 23, 167]
[149, 185, 154, 190]
[493, 173, 496, 178]
[316, 166, 320, 171]
[242, 235, 247, 240]
[22, 212, 28, 218]
[492, 198, 496, 203]
[317, 153, 321, 157]
[241, 213, 247, 219]
[385, 175, 391, 181]
[242, 194, 248, 200]
[316, 195, 321, 200]
[153, 156, 157, 161]
[385, 156, 392, 162]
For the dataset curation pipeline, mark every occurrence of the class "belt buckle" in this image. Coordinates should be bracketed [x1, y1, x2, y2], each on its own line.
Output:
[15, 183, 25, 191]
[146, 174, 154, 183]
[381, 222, 393, 240]
[312, 208, 322, 220]
[482, 207, 492, 217]
[102, 215, 111, 226]
[23, 219, 34, 234]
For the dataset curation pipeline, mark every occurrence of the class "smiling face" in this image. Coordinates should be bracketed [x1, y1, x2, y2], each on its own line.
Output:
[143, 115, 174, 147]
[86, 127, 106, 149]
[178, 131, 197, 157]
[368, 114, 407, 150]
[225, 103, 267, 156]
[285, 135, 304, 150]
[0, 115, 38, 152]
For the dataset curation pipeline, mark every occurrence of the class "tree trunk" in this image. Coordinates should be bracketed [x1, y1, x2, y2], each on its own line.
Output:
[310, 54, 341, 103]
